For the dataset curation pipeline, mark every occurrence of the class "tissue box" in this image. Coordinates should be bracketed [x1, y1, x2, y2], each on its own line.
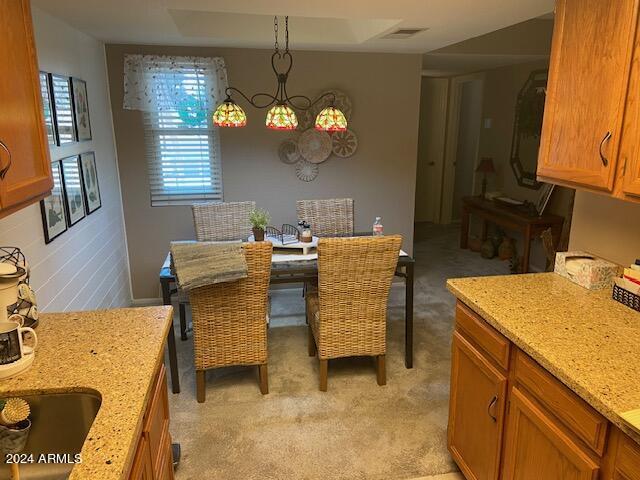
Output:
[554, 251, 622, 290]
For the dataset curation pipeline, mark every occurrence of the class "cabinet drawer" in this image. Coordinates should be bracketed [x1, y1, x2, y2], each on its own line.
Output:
[455, 301, 510, 370]
[143, 364, 170, 474]
[514, 350, 608, 456]
[615, 433, 640, 480]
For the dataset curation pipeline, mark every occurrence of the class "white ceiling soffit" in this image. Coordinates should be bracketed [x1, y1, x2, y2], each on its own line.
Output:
[169, 10, 402, 45]
[31, 0, 556, 54]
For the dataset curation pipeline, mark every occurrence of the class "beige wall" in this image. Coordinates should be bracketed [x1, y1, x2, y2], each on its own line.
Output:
[0, 8, 131, 311]
[105, 44, 422, 299]
[569, 191, 640, 266]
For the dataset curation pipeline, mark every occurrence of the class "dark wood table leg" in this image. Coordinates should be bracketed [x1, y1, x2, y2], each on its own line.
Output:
[405, 261, 414, 369]
[522, 226, 532, 274]
[481, 219, 488, 241]
[460, 206, 470, 249]
[161, 278, 180, 394]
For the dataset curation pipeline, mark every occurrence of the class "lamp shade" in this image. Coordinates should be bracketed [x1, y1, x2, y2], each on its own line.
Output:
[266, 104, 298, 130]
[213, 100, 247, 127]
[315, 106, 348, 132]
[476, 157, 496, 174]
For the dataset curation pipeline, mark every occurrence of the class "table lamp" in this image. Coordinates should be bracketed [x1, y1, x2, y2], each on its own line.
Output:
[476, 157, 496, 198]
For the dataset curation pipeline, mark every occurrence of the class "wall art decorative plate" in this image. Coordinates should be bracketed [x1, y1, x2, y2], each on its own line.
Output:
[296, 109, 314, 131]
[298, 129, 332, 164]
[278, 138, 301, 164]
[331, 129, 358, 158]
[295, 159, 319, 182]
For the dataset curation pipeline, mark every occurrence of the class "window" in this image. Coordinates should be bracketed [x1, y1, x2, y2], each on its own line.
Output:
[124, 55, 227, 206]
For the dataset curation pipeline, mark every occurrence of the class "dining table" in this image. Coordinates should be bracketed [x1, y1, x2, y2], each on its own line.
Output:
[158, 234, 416, 394]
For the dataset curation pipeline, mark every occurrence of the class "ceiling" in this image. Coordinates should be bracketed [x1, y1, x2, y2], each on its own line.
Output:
[32, 0, 554, 54]
[423, 17, 554, 75]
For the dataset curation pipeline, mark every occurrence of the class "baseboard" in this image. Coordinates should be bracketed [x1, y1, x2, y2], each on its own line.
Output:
[131, 297, 163, 307]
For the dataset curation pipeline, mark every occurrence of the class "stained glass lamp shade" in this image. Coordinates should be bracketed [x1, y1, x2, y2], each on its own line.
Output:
[213, 100, 247, 127]
[315, 106, 348, 132]
[266, 104, 298, 130]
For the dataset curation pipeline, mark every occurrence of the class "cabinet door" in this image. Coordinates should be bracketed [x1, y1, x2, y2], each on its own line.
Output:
[129, 436, 154, 480]
[448, 332, 507, 480]
[537, 0, 638, 191]
[0, 0, 52, 213]
[502, 387, 599, 480]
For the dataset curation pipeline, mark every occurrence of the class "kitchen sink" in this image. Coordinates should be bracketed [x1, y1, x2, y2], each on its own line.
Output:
[0, 392, 101, 480]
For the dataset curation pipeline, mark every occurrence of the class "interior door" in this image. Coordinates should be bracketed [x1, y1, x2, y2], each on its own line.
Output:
[537, 0, 638, 191]
[502, 387, 599, 480]
[448, 332, 507, 480]
[414, 77, 449, 223]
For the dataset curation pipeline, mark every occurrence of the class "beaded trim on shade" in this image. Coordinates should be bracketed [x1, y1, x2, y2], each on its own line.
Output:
[266, 104, 298, 130]
[213, 101, 247, 127]
[315, 106, 348, 132]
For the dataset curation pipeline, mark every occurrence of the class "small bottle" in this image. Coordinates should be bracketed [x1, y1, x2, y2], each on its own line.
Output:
[301, 222, 312, 243]
[373, 217, 383, 236]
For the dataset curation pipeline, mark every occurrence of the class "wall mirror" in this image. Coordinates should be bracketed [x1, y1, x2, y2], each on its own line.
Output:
[510, 69, 548, 189]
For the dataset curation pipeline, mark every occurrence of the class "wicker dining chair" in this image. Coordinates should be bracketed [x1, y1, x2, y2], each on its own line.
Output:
[189, 241, 273, 402]
[295, 198, 354, 237]
[306, 235, 402, 391]
[192, 201, 256, 242]
[174, 201, 257, 341]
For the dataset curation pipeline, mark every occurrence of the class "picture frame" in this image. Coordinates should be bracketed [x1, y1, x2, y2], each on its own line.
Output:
[40, 161, 68, 244]
[80, 152, 101, 214]
[71, 77, 92, 141]
[39, 72, 58, 146]
[535, 183, 555, 216]
[51, 74, 77, 145]
[60, 155, 86, 226]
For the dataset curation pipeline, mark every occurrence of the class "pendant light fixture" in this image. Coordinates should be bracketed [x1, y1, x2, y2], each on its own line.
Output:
[213, 16, 348, 132]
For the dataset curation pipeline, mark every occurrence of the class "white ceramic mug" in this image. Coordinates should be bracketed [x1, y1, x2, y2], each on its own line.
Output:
[0, 320, 37, 365]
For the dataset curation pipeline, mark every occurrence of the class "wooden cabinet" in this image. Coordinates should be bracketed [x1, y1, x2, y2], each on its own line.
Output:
[448, 332, 507, 480]
[0, 0, 53, 218]
[449, 300, 640, 480]
[502, 387, 599, 480]
[129, 364, 174, 480]
[537, 0, 640, 202]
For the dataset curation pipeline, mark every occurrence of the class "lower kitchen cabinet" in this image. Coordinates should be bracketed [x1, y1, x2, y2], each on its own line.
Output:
[502, 387, 599, 480]
[448, 331, 507, 480]
[448, 300, 640, 480]
[129, 364, 174, 480]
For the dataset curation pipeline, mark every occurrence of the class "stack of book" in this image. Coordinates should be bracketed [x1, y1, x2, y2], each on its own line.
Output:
[612, 260, 640, 312]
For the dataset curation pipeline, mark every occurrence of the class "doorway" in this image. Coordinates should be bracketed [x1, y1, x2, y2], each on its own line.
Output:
[451, 79, 483, 221]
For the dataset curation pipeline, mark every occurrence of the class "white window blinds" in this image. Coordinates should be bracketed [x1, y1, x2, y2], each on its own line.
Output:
[123, 55, 228, 206]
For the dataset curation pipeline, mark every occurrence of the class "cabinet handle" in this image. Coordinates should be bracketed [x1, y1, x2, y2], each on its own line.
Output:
[0, 140, 11, 180]
[487, 395, 498, 422]
[599, 131, 612, 167]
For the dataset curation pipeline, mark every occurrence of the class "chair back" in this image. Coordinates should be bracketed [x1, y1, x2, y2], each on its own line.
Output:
[189, 242, 272, 370]
[317, 235, 401, 337]
[296, 198, 354, 237]
[192, 201, 256, 242]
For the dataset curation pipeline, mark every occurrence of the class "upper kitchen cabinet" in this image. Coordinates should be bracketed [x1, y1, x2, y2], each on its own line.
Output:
[537, 0, 638, 192]
[0, 0, 53, 218]
[537, 0, 640, 199]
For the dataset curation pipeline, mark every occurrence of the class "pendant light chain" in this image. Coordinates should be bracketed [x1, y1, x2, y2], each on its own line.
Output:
[274, 16, 279, 53]
[285, 16, 289, 53]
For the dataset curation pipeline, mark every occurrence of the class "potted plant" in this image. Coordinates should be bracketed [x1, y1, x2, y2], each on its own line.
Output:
[249, 208, 270, 241]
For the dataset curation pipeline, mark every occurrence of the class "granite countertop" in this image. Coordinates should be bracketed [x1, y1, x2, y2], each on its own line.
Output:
[447, 272, 640, 444]
[0, 306, 173, 479]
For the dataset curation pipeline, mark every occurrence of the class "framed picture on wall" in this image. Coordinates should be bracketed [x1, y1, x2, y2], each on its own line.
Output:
[51, 74, 77, 145]
[71, 77, 92, 141]
[80, 151, 101, 214]
[39, 72, 58, 146]
[40, 161, 68, 244]
[60, 155, 86, 226]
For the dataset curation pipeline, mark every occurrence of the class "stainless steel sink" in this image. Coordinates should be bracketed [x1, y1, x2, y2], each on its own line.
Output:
[0, 392, 101, 479]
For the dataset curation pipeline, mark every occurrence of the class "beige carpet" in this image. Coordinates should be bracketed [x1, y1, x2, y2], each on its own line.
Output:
[167, 225, 509, 480]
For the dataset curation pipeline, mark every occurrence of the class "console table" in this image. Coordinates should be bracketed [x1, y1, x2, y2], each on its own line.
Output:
[459, 196, 564, 273]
